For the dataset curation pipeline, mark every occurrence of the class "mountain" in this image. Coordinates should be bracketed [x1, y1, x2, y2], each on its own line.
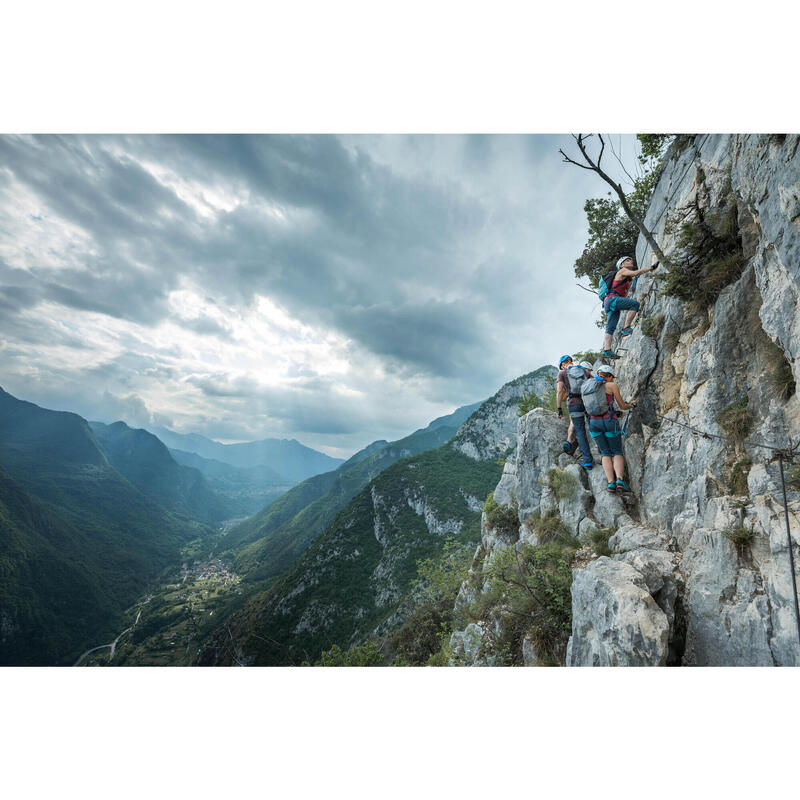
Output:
[196, 384, 544, 665]
[0, 465, 123, 665]
[450, 366, 555, 460]
[167, 448, 291, 518]
[148, 426, 343, 482]
[198, 446, 503, 665]
[218, 402, 484, 584]
[0, 388, 212, 664]
[89, 421, 228, 524]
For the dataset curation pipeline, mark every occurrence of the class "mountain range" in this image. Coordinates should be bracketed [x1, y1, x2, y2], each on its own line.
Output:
[149, 426, 343, 482]
[195, 376, 554, 666]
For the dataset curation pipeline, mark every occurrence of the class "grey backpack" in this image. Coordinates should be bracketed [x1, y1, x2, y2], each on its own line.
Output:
[566, 364, 589, 397]
[580, 378, 610, 417]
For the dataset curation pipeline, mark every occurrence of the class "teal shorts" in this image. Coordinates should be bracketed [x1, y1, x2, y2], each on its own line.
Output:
[589, 416, 623, 457]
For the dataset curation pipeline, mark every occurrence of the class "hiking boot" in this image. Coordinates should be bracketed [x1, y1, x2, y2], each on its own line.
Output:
[602, 349, 621, 360]
[619, 326, 633, 336]
[562, 440, 577, 455]
[606, 482, 617, 493]
[616, 478, 632, 492]
[580, 461, 594, 471]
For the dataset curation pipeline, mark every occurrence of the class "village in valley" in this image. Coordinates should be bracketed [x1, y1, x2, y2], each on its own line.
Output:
[78, 552, 244, 667]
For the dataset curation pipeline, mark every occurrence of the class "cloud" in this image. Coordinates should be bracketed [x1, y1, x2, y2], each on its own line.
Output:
[0, 133, 640, 455]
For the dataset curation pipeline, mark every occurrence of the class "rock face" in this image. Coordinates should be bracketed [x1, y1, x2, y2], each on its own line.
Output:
[450, 135, 800, 666]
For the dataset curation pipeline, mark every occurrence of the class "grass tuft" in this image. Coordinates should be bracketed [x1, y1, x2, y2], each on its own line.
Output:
[723, 524, 755, 556]
[544, 467, 578, 501]
[589, 526, 616, 557]
[642, 313, 665, 339]
[715, 396, 753, 441]
[728, 458, 752, 495]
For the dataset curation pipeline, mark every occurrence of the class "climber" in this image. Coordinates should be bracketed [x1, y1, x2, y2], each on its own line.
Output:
[556, 355, 578, 456]
[557, 356, 595, 470]
[600, 256, 658, 360]
[581, 363, 636, 492]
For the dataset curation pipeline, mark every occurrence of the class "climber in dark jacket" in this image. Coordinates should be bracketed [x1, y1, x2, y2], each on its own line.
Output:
[557, 357, 595, 470]
[602, 256, 658, 360]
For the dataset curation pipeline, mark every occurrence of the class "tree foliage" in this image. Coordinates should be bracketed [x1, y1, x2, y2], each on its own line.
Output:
[574, 134, 674, 285]
[315, 640, 384, 666]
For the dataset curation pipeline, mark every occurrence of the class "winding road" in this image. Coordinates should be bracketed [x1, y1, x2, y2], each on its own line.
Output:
[73, 604, 148, 666]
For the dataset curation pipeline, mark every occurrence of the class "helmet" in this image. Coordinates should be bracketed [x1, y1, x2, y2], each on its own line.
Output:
[558, 354, 572, 367]
[616, 256, 633, 269]
[597, 364, 615, 377]
[578, 361, 593, 370]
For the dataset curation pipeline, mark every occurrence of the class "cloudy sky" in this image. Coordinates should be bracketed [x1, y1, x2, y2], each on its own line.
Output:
[0, 134, 642, 457]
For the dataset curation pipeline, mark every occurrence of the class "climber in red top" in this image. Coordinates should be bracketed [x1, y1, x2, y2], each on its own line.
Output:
[601, 256, 658, 360]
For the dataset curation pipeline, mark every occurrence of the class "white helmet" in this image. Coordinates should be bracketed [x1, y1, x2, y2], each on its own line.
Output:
[578, 361, 593, 370]
[597, 364, 615, 377]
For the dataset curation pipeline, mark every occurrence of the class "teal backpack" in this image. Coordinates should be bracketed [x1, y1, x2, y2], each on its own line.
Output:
[597, 269, 618, 302]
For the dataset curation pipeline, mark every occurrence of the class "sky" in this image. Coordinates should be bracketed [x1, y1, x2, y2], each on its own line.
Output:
[0, 133, 644, 457]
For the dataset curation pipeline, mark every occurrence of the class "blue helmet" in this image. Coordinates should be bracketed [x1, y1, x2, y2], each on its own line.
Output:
[558, 354, 572, 367]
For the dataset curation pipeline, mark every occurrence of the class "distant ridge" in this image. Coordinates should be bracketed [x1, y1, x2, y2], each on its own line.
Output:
[149, 426, 343, 482]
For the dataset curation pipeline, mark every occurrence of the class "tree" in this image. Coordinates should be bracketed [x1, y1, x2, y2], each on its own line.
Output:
[561, 134, 673, 278]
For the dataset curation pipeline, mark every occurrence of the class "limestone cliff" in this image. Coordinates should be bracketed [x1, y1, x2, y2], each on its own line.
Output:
[450, 134, 800, 666]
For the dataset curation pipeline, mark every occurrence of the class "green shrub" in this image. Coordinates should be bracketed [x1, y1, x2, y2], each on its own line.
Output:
[316, 640, 384, 666]
[662, 182, 745, 313]
[544, 467, 578, 501]
[481, 542, 574, 665]
[485, 497, 520, 538]
[526, 510, 581, 551]
[728, 458, 752, 495]
[787, 465, 800, 492]
[715, 396, 753, 441]
[391, 605, 447, 666]
[483, 491, 498, 514]
[642, 313, 665, 339]
[573, 349, 602, 366]
[542, 373, 558, 412]
[723, 525, 755, 556]
[589, 526, 616, 557]
[765, 339, 796, 401]
[413, 539, 474, 606]
[517, 390, 543, 417]
[426, 642, 453, 667]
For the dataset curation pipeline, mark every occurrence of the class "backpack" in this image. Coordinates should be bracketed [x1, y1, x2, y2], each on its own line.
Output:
[566, 364, 588, 398]
[597, 269, 619, 302]
[581, 378, 610, 417]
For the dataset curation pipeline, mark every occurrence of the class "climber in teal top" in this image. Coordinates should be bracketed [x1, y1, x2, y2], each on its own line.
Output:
[581, 363, 635, 493]
[601, 256, 658, 360]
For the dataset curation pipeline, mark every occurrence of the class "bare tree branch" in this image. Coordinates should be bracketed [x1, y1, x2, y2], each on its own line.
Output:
[559, 148, 595, 170]
[609, 135, 638, 188]
[566, 132, 671, 268]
